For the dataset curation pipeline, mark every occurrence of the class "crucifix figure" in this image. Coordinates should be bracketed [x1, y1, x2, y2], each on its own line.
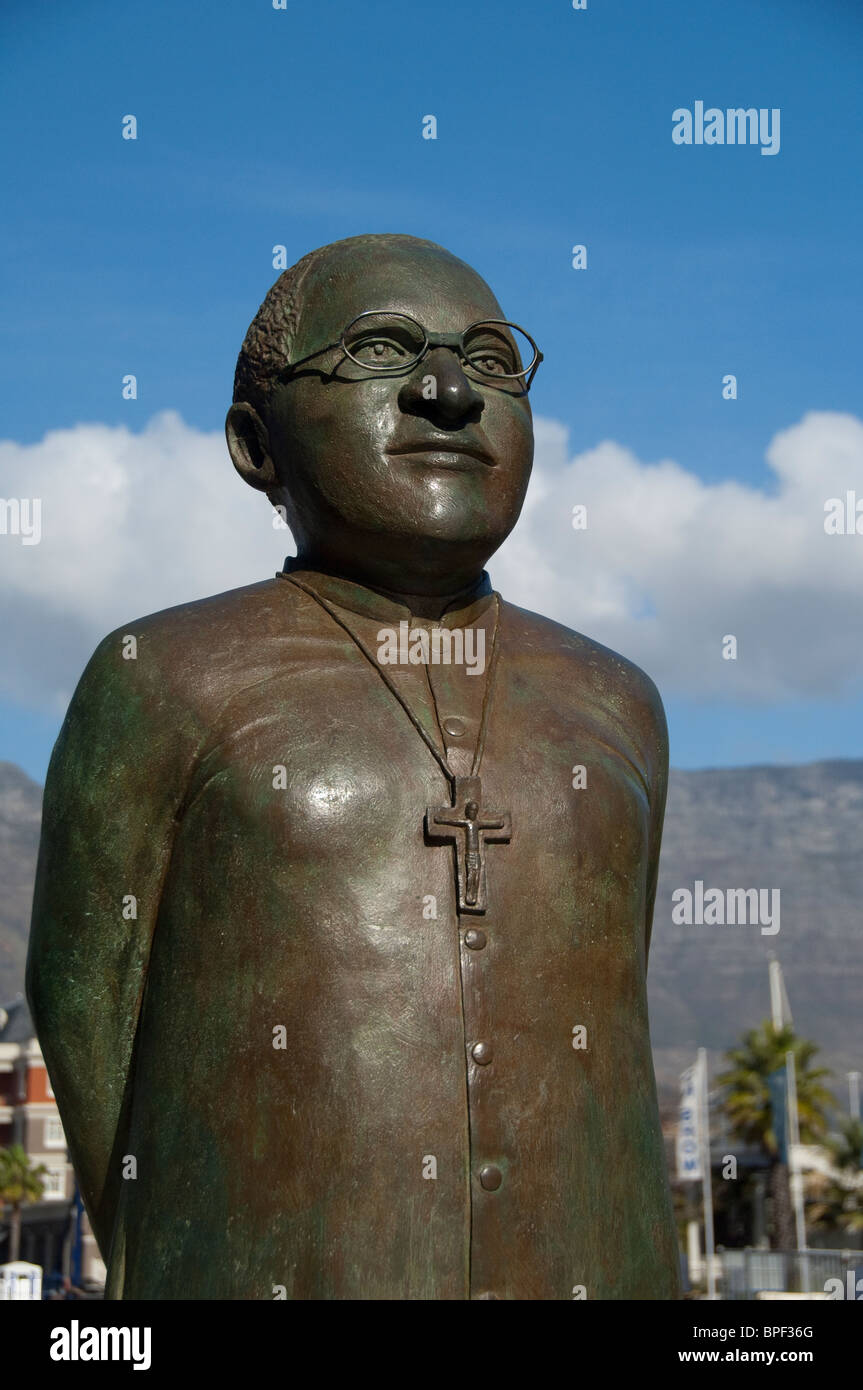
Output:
[426, 775, 512, 914]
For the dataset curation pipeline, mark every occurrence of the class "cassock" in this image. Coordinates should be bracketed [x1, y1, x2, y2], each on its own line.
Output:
[27, 562, 680, 1300]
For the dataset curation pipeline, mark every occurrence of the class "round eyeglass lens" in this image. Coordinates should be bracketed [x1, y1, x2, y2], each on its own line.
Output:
[463, 321, 536, 379]
[342, 312, 426, 371]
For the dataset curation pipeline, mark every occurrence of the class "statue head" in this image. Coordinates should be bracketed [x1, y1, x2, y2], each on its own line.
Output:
[226, 234, 538, 596]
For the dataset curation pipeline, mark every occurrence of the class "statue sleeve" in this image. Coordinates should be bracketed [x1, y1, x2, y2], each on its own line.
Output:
[26, 625, 204, 1260]
[642, 674, 669, 965]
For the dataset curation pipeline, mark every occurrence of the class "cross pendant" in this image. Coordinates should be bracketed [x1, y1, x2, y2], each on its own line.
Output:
[426, 775, 512, 915]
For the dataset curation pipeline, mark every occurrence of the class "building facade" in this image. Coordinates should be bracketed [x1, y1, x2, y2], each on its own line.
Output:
[0, 995, 105, 1289]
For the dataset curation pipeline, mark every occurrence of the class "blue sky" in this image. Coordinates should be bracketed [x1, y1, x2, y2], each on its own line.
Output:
[2, 0, 862, 781]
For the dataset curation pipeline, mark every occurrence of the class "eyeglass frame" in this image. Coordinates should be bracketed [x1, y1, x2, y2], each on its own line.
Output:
[280, 309, 544, 391]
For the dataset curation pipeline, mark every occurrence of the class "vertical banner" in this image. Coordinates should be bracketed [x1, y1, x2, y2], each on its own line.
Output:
[677, 1063, 702, 1181]
[768, 1065, 789, 1163]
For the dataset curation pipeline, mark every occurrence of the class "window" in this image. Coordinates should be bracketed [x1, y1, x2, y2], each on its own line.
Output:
[41, 1165, 67, 1199]
[44, 1116, 66, 1149]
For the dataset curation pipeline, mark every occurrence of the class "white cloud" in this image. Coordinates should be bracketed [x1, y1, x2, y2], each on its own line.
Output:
[492, 411, 863, 700]
[1, 409, 862, 710]
[0, 412, 286, 709]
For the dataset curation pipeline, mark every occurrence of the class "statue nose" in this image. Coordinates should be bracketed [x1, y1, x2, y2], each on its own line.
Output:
[399, 347, 484, 422]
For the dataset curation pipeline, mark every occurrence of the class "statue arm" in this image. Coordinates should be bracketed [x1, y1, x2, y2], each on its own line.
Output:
[641, 675, 669, 965]
[26, 627, 201, 1258]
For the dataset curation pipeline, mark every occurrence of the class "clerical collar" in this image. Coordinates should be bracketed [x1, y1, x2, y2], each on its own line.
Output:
[276, 557, 495, 627]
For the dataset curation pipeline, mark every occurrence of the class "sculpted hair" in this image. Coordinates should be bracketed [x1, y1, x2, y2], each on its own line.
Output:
[233, 233, 446, 420]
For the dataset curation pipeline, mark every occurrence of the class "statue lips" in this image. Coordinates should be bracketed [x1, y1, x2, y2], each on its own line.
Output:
[386, 436, 496, 468]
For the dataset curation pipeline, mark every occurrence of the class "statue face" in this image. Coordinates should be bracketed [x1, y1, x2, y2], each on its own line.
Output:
[241, 241, 535, 593]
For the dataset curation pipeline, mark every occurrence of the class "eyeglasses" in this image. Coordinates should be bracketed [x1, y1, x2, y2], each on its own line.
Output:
[285, 310, 544, 390]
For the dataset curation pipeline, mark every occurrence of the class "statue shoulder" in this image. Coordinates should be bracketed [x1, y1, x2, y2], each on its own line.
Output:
[52, 578, 296, 784]
[498, 597, 668, 768]
[78, 577, 294, 711]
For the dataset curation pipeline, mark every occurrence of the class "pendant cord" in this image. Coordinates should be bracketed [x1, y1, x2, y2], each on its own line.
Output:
[470, 596, 501, 778]
[282, 575, 501, 790]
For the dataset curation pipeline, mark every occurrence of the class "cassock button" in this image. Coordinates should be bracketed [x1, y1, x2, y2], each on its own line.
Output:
[464, 928, 487, 950]
[479, 1164, 502, 1191]
[471, 1041, 493, 1065]
[442, 716, 466, 737]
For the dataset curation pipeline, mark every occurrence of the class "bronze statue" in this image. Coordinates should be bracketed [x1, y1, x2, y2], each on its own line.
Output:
[27, 234, 680, 1299]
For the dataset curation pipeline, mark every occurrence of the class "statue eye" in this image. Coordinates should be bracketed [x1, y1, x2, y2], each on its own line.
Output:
[348, 334, 419, 367]
[471, 352, 511, 376]
[355, 337, 403, 363]
[464, 328, 521, 378]
[343, 313, 426, 369]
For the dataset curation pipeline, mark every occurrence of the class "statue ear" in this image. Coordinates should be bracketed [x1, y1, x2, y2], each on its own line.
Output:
[225, 403, 279, 492]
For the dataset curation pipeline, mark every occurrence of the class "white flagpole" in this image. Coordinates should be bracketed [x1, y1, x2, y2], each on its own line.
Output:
[697, 1047, 716, 1299]
[786, 1051, 807, 1247]
[768, 961, 806, 1283]
[769, 957, 785, 1031]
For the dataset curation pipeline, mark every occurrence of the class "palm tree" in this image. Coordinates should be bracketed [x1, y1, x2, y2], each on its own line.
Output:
[0, 1145, 48, 1262]
[808, 1116, 863, 1238]
[717, 1022, 833, 1250]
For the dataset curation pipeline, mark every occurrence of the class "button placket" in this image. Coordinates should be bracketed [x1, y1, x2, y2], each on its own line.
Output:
[460, 890, 509, 1296]
[478, 1164, 502, 1192]
[419, 601, 505, 1296]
